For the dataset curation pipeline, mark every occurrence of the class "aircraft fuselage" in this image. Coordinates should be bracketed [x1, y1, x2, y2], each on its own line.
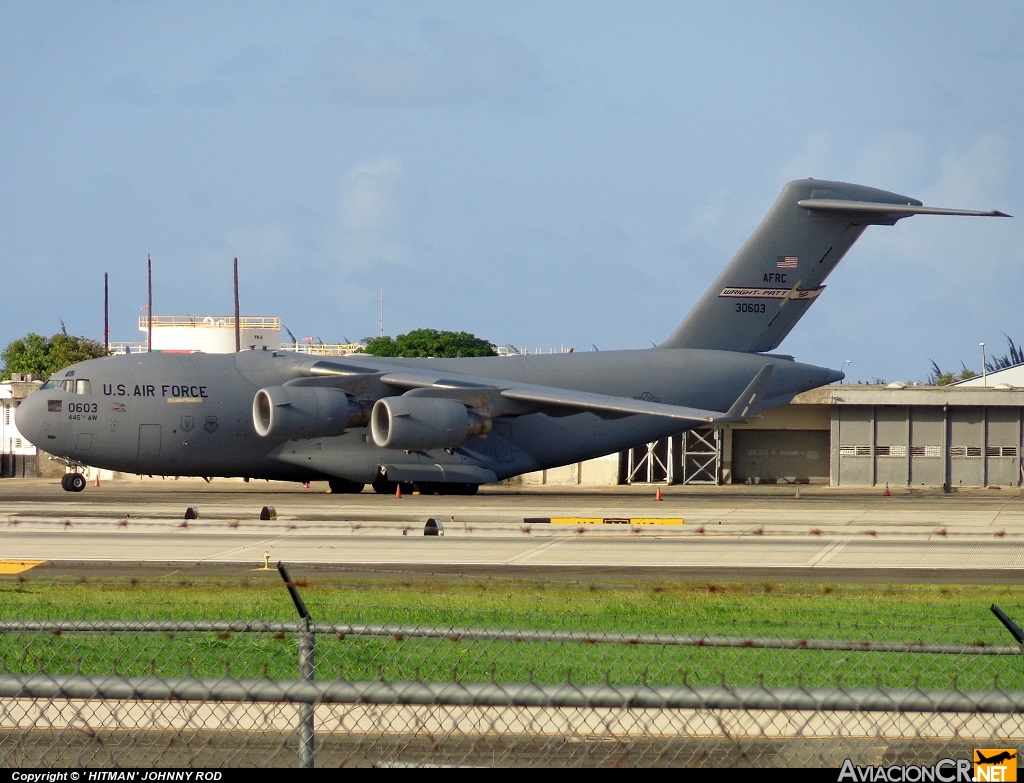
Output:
[17, 347, 835, 487]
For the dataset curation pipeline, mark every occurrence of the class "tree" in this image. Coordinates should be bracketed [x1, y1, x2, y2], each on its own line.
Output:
[1, 333, 107, 380]
[927, 360, 977, 386]
[926, 335, 1024, 386]
[363, 329, 496, 358]
[986, 334, 1024, 372]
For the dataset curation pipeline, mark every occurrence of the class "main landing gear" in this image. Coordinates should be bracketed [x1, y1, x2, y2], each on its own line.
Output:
[327, 478, 365, 494]
[61, 473, 87, 493]
[370, 475, 479, 496]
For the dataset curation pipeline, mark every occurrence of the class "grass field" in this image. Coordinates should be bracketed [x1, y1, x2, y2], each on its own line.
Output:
[2, 576, 1022, 690]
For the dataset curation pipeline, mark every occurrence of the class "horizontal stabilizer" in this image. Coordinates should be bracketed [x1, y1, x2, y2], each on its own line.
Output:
[798, 199, 1011, 219]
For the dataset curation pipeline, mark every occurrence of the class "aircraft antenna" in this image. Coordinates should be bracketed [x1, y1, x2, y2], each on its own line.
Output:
[147, 255, 153, 352]
[103, 272, 109, 353]
[233, 257, 241, 353]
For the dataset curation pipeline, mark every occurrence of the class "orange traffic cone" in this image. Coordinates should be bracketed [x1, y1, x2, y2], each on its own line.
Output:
[655, 487, 663, 501]
[94, 474, 100, 488]
[883, 482, 891, 496]
[395, 484, 402, 499]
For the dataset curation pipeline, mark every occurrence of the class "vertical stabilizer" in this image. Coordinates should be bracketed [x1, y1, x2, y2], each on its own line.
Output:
[659, 179, 1006, 353]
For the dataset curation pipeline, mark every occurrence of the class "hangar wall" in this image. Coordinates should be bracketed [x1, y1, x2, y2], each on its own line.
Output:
[831, 397, 1022, 489]
[618, 385, 1024, 489]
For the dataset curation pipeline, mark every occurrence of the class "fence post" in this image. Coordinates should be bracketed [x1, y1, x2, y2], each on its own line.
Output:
[279, 562, 315, 768]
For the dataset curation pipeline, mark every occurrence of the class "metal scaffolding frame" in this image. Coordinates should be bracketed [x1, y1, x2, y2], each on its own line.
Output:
[625, 428, 720, 485]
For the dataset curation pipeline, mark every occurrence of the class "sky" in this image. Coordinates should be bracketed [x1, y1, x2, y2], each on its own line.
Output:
[2, 1, 1022, 383]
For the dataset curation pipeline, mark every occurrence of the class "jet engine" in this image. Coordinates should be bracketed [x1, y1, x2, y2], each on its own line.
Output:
[253, 386, 369, 440]
[370, 396, 491, 451]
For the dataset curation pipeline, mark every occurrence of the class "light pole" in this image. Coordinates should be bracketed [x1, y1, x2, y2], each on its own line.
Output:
[980, 342, 987, 386]
[840, 359, 852, 382]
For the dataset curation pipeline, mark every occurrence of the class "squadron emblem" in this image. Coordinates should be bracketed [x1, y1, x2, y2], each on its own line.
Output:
[180, 416, 195, 433]
[203, 416, 219, 434]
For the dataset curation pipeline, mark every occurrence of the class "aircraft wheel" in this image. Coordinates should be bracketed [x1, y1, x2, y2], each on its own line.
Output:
[437, 482, 478, 495]
[63, 473, 87, 493]
[328, 478, 365, 494]
[371, 475, 397, 495]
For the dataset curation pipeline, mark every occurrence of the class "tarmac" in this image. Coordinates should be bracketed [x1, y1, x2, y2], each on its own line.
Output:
[3, 477, 1023, 766]
[3, 477, 1024, 583]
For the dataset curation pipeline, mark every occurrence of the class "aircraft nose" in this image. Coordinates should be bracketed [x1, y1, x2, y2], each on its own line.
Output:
[14, 390, 47, 448]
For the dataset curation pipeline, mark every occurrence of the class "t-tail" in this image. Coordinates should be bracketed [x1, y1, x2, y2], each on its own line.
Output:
[660, 178, 1009, 353]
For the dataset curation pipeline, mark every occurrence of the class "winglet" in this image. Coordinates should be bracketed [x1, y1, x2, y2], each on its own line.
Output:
[719, 364, 774, 423]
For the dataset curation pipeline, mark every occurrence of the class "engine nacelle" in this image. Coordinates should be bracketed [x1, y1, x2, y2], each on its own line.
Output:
[370, 396, 491, 451]
[253, 386, 369, 439]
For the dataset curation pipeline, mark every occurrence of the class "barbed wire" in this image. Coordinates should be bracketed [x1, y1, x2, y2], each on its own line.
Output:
[6, 516, 1024, 539]
[3, 619, 1021, 655]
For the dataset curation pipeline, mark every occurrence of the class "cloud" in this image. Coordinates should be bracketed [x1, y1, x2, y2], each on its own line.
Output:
[176, 44, 286, 107]
[925, 134, 1013, 206]
[886, 134, 1018, 266]
[104, 72, 161, 105]
[308, 21, 548, 108]
[330, 154, 409, 270]
[101, 44, 287, 109]
[852, 132, 930, 189]
[679, 187, 731, 245]
[223, 223, 299, 271]
[777, 132, 836, 183]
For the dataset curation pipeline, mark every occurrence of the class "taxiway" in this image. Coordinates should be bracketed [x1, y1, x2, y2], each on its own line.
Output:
[3, 478, 1024, 583]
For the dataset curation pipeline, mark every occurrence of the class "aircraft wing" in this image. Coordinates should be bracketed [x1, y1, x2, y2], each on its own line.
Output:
[373, 364, 773, 425]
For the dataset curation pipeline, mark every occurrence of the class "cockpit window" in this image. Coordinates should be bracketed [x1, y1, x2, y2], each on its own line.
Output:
[41, 378, 92, 394]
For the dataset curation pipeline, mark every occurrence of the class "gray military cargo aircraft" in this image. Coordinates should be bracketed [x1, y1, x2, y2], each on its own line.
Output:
[16, 179, 1008, 494]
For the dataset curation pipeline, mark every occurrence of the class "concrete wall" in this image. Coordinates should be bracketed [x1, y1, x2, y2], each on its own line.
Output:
[731, 429, 829, 484]
[1, 382, 42, 477]
[507, 453, 620, 486]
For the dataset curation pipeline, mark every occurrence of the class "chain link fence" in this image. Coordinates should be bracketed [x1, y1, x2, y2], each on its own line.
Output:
[2, 672, 1023, 768]
[2, 617, 1024, 766]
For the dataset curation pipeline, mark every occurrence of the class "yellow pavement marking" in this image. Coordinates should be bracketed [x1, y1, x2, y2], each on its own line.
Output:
[536, 517, 684, 526]
[0, 560, 47, 574]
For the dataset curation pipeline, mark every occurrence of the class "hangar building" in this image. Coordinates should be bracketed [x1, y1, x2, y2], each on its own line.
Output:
[522, 378, 1024, 489]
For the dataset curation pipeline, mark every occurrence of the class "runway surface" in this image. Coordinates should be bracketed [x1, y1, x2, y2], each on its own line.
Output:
[3, 477, 1024, 582]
